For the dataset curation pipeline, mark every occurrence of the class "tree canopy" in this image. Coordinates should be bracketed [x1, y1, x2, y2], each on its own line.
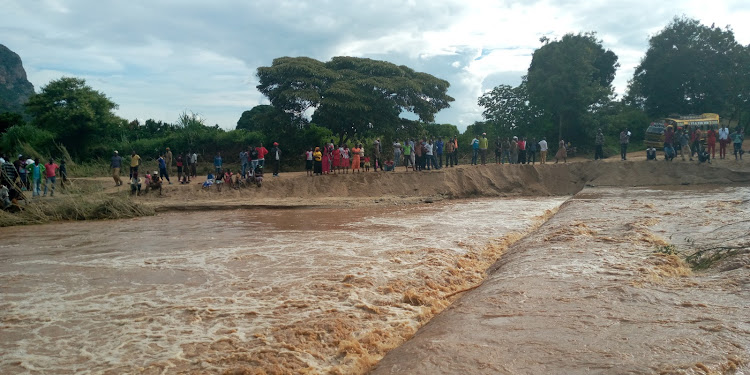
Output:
[25, 77, 122, 157]
[627, 16, 749, 123]
[256, 56, 454, 144]
[526, 33, 619, 140]
[477, 80, 549, 138]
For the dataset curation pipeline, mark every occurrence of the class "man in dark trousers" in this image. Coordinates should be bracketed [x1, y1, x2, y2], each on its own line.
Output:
[270, 142, 282, 177]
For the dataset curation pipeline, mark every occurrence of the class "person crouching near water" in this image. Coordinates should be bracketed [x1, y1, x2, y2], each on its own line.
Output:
[215, 169, 225, 192]
[145, 171, 162, 195]
[130, 172, 142, 196]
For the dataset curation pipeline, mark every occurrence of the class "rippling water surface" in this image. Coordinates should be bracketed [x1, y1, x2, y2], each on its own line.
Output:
[0, 197, 566, 374]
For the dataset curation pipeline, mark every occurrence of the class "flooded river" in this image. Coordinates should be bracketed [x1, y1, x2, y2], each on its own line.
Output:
[373, 186, 750, 374]
[0, 197, 566, 374]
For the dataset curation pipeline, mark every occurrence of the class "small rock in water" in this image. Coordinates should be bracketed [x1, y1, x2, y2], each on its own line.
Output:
[424, 198, 434, 204]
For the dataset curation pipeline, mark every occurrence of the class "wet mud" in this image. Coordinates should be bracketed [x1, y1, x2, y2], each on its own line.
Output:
[372, 186, 750, 375]
[0, 197, 564, 374]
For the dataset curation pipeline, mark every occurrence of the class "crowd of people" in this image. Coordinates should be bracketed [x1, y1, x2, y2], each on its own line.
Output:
[645, 125, 745, 163]
[0, 154, 65, 207]
[0, 125, 745, 205]
[303, 134, 574, 177]
[113, 142, 284, 195]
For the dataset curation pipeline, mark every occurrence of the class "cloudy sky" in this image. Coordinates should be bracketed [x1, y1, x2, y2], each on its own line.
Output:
[3, 0, 750, 131]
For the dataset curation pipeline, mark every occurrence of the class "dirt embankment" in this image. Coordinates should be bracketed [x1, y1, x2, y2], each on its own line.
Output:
[144, 161, 750, 211]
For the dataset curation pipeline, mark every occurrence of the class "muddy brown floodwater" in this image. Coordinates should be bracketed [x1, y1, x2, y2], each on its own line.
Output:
[0, 197, 565, 374]
[373, 186, 750, 375]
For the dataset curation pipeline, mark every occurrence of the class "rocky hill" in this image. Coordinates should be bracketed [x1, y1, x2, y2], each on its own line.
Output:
[0, 44, 35, 114]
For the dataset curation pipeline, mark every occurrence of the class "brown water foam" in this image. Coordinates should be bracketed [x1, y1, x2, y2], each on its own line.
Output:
[0, 197, 565, 374]
[372, 186, 750, 375]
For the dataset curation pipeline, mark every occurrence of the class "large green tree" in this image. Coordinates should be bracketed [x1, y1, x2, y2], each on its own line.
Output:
[256, 56, 454, 144]
[526, 33, 619, 141]
[478, 80, 550, 138]
[25, 77, 122, 157]
[627, 17, 748, 121]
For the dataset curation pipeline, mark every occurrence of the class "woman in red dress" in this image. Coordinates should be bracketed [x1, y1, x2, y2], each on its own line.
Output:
[322, 143, 333, 174]
[332, 146, 341, 174]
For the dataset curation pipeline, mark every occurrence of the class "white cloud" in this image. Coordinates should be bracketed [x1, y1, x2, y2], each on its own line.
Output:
[2, 0, 749, 131]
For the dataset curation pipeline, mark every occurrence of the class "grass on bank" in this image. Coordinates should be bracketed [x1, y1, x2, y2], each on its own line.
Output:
[0, 189, 154, 227]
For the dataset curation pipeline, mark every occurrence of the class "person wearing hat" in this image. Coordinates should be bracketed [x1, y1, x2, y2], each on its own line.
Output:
[479, 133, 489, 165]
[26, 158, 45, 197]
[110, 151, 123, 186]
[510, 136, 519, 164]
[270, 142, 282, 177]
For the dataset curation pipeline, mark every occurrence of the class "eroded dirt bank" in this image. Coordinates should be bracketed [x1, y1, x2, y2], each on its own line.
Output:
[143, 161, 750, 211]
[371, 186, 750, 375]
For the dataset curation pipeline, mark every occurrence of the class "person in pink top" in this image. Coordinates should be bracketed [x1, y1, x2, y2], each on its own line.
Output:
[44, 158, 59, 197]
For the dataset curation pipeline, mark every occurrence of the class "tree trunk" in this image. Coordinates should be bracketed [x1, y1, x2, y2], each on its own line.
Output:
[558, 113, 563, 142]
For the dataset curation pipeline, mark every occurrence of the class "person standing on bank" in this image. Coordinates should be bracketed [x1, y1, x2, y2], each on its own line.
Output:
[257, 143, 269, 168]
[130, 150, 141, 180]
[158, 154, 171, 184]
[214, 152, 222, 175]
[435, 137, 444, 168]
[594, 128, 605, 160]
[393, 140, 402, 168]
[527, 138, 538, 164]
[706, 127, 717, 160]
[111, 151, 123, 186]
[470, 135, 480, 165]
[373, 139, 383, 171]
[27, 158, 44, 197]
[678, 129, 692, 161]
[538, 137, 548, 164]
[719, 125, 730, 159]
[619, 129, 630, 160]
[479, 133, 488, 165]
[555, 139, 567, 164]
[165, 147, 173, 176]
[270, 142, 282, 177]
[43, 158, 59, 197]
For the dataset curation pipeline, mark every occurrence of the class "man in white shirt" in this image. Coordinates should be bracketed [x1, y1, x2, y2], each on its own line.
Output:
[425, 140, 434, 170]
[190, 152, 198, 177]
[718, 125, 730, 159]
[538, 138, 549, 164]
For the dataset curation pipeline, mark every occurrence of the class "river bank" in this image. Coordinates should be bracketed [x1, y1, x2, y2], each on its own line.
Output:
[3, 154, 749, 228]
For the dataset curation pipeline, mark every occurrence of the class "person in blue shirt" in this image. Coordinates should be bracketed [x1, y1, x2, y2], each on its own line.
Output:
[435, 138, 444, 168]
[214, 152, 223, 174]
[157, 154, 171, 184]
[471, 136, 480, 165]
